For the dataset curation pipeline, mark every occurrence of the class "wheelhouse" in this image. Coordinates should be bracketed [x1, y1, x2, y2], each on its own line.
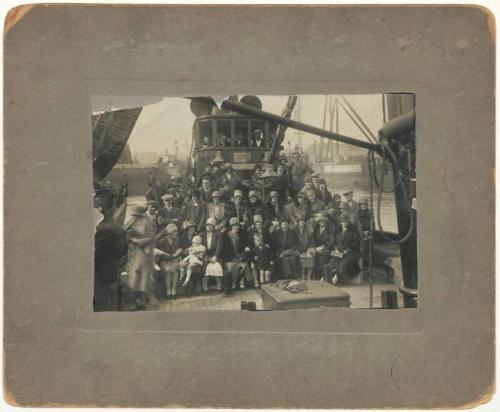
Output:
[192, 114, 273, 178]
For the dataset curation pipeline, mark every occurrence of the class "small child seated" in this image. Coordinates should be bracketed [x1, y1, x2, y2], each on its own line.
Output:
[180, 236, 206, 287]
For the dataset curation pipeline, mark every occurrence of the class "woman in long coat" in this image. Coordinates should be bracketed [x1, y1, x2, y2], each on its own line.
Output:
[124, 206, 156, 310]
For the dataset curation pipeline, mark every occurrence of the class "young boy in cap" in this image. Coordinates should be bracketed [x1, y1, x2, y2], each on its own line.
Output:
[250, 233, 273, 286]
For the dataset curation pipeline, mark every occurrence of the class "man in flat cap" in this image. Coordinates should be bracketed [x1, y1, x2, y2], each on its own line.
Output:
[341, 190, 359, 222]
[157, 193, 182, 229]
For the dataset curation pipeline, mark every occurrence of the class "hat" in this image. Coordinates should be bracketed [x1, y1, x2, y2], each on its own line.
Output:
[297, 191, 306, 199]
[270, 191, 278, 198]
[161, 193, 174, 201]
[253, 214, 263, 223]
[165, 223, 178, 234]
[192, 235, 202, 244]
[205, 217, 217, 227]
[359, 197, 369, 205]
[184, 220, 195, 229]
[343, 190, 354, 196]
[234, 190, 243, 198]
[229, 217, 240, 226]
[130, 205, 146, 217]
[211, 190, 221, 198]
[318, 178, 326, 185]
[310, 172, 320, 178]
[249, 190, 258, 198]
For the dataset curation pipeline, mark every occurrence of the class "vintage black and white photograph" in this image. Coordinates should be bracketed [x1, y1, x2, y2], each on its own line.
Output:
[92, 93, 416, 312]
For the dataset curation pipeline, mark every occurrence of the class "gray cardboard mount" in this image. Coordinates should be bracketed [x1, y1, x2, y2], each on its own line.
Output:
[3, 4, 495, 408]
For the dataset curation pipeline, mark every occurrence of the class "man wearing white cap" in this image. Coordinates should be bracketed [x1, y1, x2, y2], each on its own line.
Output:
[157, 193, 182, 228]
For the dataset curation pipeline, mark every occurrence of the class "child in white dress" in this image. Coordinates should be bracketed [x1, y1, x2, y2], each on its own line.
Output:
[180, 236, 206, 287]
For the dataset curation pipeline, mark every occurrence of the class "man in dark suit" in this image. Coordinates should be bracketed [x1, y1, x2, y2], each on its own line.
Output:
[157, 193, 183, 228]
[219, 217, 251, 295]
[198, 176, 213, 203]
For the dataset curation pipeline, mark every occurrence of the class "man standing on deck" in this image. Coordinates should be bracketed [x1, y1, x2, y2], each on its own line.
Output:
[288, 151, 314, 197]
[94, 193, 127, 311]
[342, 190, 359, 222]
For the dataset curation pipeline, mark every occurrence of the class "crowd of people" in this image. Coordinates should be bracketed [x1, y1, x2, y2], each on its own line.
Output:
[94, 152, 373, 311]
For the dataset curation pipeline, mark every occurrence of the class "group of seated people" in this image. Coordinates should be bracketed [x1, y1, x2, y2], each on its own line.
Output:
[134, 172, 372, 300]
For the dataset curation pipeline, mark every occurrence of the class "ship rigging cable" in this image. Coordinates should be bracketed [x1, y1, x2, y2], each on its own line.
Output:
[367, 143, 415, 244]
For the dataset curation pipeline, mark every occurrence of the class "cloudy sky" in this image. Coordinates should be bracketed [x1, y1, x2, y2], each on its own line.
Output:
[125, 94, 384, 157]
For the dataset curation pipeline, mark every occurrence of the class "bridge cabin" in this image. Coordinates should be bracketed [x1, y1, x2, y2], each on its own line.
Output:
[192, 114, 274, 179]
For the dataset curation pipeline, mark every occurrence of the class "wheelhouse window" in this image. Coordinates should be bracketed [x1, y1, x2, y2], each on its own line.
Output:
[216, 120, 232, 148]
[250, 120, 266, 148]
[234, 120, 249, 148]
[198, 121, 213, 148]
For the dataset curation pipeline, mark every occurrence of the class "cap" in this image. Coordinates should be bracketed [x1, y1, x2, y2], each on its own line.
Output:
[229, 217, 240, 226]
[161, 193, 174, 201]
[270, 191, 279, 198]
[234, 190, 243, 198]
[130, 205, 146, 217]
[211, 190, 220, 198]
[343, 190, 354, 196]
[249, 190, 258, 198]
[253, 214, 263, 223]
[318, 178, 326, 185]
[165, 223, 178, 234]
[205, 217, 217, 227]
[310, 172, 320, 178]
[359, 197, 369, 205]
